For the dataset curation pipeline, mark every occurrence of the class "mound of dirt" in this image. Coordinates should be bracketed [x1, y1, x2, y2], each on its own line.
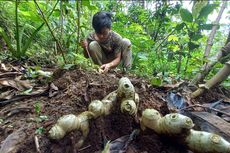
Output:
[0, 67, 196, 153]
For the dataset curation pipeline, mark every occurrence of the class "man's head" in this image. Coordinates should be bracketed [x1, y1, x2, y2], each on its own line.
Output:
[92, 11, 112, 41]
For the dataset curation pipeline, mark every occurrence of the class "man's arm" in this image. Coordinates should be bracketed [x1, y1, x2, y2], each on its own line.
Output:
[80, 39, 90, 58]
[100, 52, 121, 73]
[109, 52, 121, 68]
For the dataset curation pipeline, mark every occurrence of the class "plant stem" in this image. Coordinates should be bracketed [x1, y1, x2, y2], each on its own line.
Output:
[15, 0, 20, 57]
[59, 0, 63, 41]
[76, 0, 81, 53]
[34, 0, 66, 64]
[191, 60, 230, 98]
[177, 46, 183, 74]
[203, 1, 227, 62]
[180, 104, 230, 117]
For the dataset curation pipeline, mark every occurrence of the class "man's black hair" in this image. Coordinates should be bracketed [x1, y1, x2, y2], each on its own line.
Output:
[92, 11, 112, 34]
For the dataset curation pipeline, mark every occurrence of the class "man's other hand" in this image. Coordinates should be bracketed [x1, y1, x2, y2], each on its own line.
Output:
[80, 39, 88, 49]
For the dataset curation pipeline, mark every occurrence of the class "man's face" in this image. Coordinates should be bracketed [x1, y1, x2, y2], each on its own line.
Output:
[96, 28, 111, 42]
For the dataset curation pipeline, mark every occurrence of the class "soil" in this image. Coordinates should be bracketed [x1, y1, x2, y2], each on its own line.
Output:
[0, 66, 229, 153]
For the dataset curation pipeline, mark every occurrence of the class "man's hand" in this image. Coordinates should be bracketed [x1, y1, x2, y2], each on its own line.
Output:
[100, 63, 111, 73]
[80, 39, 88, 49]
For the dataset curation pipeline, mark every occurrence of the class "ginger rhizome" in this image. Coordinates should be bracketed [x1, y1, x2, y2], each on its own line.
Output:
[140, 108, 230, 153]
[48, 111, 94, 147]
[117, 77, 139, 116]
[48, 77, 139, 148]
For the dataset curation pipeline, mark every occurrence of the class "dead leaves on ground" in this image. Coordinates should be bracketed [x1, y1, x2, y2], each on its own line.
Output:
[0, 62, 53, 106]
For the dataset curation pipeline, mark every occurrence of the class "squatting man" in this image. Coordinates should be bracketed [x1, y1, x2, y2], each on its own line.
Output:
[80, 11, 132, 73]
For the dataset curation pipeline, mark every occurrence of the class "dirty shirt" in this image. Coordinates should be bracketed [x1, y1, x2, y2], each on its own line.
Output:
[87, 31, 123, 56]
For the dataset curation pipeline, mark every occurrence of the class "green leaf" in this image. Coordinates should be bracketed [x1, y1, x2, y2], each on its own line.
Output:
[199, 24, 214, 30]
[21, 23, 44, 54]
[35, 127, 45, 135]
[19, 10, 31, 17]
[168, 35, 179, 42]
[0, 27, 16, 54]
[192, 1, 208, 18]
[175, 23, 185, 31]
[188, 42, 199, 51]
[82, 0, 97, 10]
[150, 77, 162, 86]
[0, 118, 3, 124]
[198, 4, 218, 19]
[22, 88, 33, 94]
[34, 102, 41, 114]
[63, 64, 75, 70]
[191, 34, 203, 41]
[39, 115, 48, 121]
[19, 24, 26, 52]
[52, 9, 60, 17]
[180, 8, 193, 22]
[22, 0, 59, 54]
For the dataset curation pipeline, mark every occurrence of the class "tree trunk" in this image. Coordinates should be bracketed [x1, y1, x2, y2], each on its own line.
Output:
[191, 60, 230, 98]
[203, 1, 227, 60]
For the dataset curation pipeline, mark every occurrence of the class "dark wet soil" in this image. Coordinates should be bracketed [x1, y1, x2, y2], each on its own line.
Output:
[0, 66, 229, 153]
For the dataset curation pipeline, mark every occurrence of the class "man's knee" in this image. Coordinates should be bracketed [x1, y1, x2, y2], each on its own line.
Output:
[122, 38, 131, 49]
[121, 38, 132, 69]
[88, 41, 100, 52]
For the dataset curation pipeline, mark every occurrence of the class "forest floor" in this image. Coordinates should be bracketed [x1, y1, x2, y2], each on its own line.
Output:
[0, 62, 230, 153]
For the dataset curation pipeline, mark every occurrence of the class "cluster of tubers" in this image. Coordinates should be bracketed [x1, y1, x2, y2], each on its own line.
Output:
[140, 108, 230, 153]
[49, 77, 230, 153]
[48, 77, 139, 148]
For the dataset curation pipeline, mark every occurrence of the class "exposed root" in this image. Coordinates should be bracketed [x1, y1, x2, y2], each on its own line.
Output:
[34, 135, 41, 153]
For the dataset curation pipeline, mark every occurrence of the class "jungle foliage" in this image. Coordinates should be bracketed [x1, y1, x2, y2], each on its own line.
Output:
[0, 0, 229, 87]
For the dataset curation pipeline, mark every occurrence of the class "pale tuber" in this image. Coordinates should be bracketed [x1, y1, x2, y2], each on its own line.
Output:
[117, 77, 139, 116]
[88, 99, 114, 118]
[140, 108, 230, 153]
[186, 129, 230, 153]
[140, 108, 194, 135]
[48, 111, 94, 147]
[48, 77, 140, 148]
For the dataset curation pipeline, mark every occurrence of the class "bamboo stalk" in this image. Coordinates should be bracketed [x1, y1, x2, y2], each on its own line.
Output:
[191, 60, 230, 98]
[203, 1, 227, 61]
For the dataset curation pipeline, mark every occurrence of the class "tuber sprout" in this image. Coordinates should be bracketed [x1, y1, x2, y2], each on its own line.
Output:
[120, 99, 137, 116]
[117, 77, 135, 100]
